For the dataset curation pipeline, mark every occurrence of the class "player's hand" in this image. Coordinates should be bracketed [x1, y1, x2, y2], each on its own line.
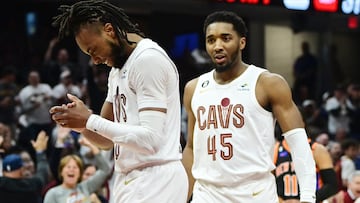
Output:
[49, 94, 92, 131]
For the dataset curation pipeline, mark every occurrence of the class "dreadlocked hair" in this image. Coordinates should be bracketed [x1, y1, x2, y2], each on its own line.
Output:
[52, 0, 145, 44]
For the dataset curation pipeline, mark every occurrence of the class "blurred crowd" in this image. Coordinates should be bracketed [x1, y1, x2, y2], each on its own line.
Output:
[0, 37, 113, 203]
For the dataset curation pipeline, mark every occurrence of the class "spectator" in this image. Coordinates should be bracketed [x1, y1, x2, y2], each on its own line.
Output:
[42, 38, 81, 87]
[327, 170, 360, 203]
[52, 70, 83, 106]
[17, 70, 54, 159]
[0, 66, 19, 137]
[0, 122, 15, 176]
[7, 146, 36, 178]
[293, 41, 318, 103]
[316, 132, 331, 147]
[40, 123, 80, 199]
[84, 62, 110, 115]
[301, 99, 327, 134]
[79, 135, 111, 203]
[328, 141, 345, 191]
[82, 163, 109, 203]
[43, 137, 111, 203]
[325, 84, 351, 141]
[341, 138, 359, 189]
[0, 131, 49, 203]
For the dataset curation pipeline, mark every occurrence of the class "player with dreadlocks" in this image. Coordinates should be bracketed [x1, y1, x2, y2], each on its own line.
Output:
[49, 0, 189, 202]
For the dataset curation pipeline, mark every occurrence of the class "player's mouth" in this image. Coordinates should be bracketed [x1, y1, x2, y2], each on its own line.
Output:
[214, 54, 226, 64]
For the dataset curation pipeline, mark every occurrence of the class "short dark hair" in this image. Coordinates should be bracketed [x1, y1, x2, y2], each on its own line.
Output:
[52, 0, 145, 44]
[341, 138, 359, 151]
[203, 10, 248, 38]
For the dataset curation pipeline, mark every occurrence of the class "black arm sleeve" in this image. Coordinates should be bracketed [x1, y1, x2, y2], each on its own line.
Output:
[316, 168, 339, 202]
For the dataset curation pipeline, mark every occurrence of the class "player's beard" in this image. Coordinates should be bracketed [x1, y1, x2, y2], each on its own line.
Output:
[214, 45, 240, 73]
[108, 40, 128, 69]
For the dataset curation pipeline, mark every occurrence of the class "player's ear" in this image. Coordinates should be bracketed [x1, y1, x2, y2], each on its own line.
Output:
[104, 23, 115, 38]
[240, 37, 246, 50]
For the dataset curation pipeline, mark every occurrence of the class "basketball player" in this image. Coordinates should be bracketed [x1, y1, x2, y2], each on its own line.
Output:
[182, 11, 316, 203]
[274, 137, 338, 202]
[49, 0, 188, 202]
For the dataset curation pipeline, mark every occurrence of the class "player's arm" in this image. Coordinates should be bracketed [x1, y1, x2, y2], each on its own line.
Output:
[80, 101, 114, 150]
[182, 78, 198, 202]
[259, 72, 316, 203]
[84, 50, 171, 154]
[313, 143, 339, 201]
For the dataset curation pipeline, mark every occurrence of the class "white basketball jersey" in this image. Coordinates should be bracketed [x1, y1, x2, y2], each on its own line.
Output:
[106, 39, 182, 173]
[191, 65, 276, 186]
